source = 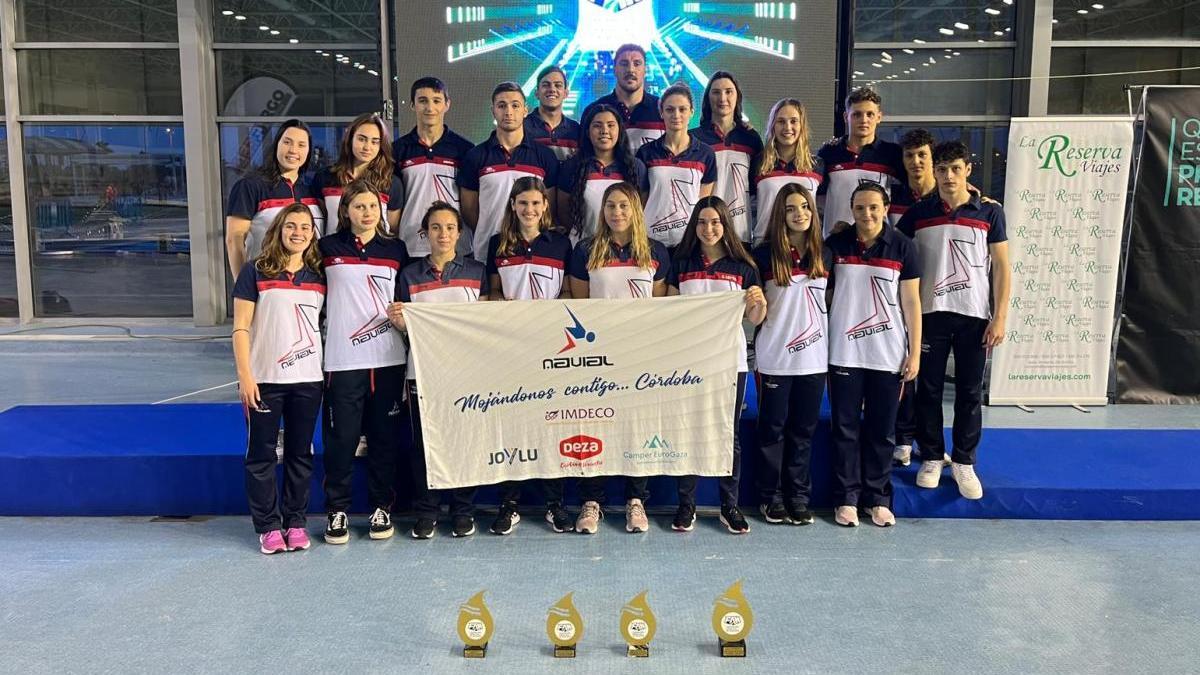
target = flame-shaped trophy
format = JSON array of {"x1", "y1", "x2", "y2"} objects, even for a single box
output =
[
  {"x1": 546, "y1": 592, "x2": 584, "y2": 658},
  {"x1": 619, "y1": 590, "x2": 657, "y2": 657},
  {"x1": 712, "y1": 580, "x2": 754, "y2": 657},
  {"x1": 456, "y1": 590, "x2": 493, "y2": 658}
]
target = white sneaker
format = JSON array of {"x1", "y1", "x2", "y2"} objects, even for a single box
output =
[
  {"x1": 893, "y1": 445, "x2": 912, "y2": 466},
  {"x1": 916, "y1": 460, "x2": 943, "y2": 488},
  {"x1": 834, "y1": 505, "x2": 859, "y2": 527},
  {"x1": 951, "y1": 462, "x2": 984, "y2": 500}
]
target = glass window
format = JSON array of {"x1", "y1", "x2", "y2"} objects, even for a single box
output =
[
  {"x1": 217, "y1": 50, "x2": 383, "y2": 117},
  {"x1": 18, "y1": 50, "x2": 183, "y2": 115},
  {"x1": 23, "y1": 125, "x2": 190, "y2": 317},
  {"x1": 18, "y1": 0, "x2": 178, "y2": 42},
  {"x1": 855, "y1": 0, "x2": 1016, "y2": 43},
  {"x1": 1052, "y1": 0, "x2": 1200, "y2": 40},
  {"x1": 1049, "y1": 48, "x2": 1200, "y2": 115},
  {"x1": 852, "y1": 48, "x2": 1013, "y2": 116},
  {"x1": 213, "y1": 1, "x2": 379, "y2": 44},
  {"x1": 881, "y1": 124, "x2": 1010, "y2": 199},
  {"x1": 0, "y1": 125, "x2": 15, "y2": 317}
]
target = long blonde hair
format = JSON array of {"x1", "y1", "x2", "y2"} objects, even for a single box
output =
[
  {"x1": 256, "y1": 203, "x2": 321, "y2": 277},
  {"x1": 587, "y1": 182, "x2": 653, "y2": 271},
  {"x1": 758, "y1": 98, "x2": 814, "y2": 176},
  {"x1": 765, "y1": 183, "x2": 826, "y2": 285},
  {"x1": 497, "y1": 176, "x2": 553, "y2": 256}
]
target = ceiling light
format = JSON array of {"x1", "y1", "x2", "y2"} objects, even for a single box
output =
[
  {"x1": 871, "y1": 62, "x2": 882, "y2": 67},
  {"x1": 881, "y1": 51, "x2": 891, "y2": 60},
  {"x1": 269, "y1": 30, "x2": 280, "y2": 35},
  {"x1": 289, "y1": 38, "x2": 298, "y2": 44},
  {"x1": 985, "y1": 8, "x2": 1000, "y2": 15},
  {"x1": 221, "y1": 10, "x2": 234, "y2": 16},
  {"x1": 258, "y1": 25, "x2": 269, "y2": 30},
  {"x1": 234, "y1": 14, "x2": 245, "y2": 20},
  {"x1": 938, "y1": 27, "x2": 954, "y2": 35},
  {"x1": 954, "y1": 22, "x2": 969, "y2": 30},
  {"x1": 994, "y1": 30, "x2": 1004, "y2": 35},
  {"x1": 1092, "y1": 3, "x2": 1104, "y2": 8},
  {"x1": 913, "y1": 38, "x2": 926, "y2": 44},
  {"x1": 902, "y1": 48, "x2": 914, "y2": 54}
]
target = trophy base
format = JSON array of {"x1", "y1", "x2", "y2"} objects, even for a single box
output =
[
  {"x1": 553, "y1": 645, "x2": 577, "y2": 658},
  {"x1": 719, "y1": 639, "x2": 747, "y2": 657},
  {"x1": 463, "y1": 642, "x2": 488, "y2": 658},
  {"x1": 627, "y1": 644, "x2": 650, "y2": 658}
]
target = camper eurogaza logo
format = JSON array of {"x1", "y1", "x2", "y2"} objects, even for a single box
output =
[{"x1": 543, "y1": 306, "x2": 615, "y2": 370}]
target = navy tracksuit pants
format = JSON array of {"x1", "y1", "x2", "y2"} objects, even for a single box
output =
[
  {"x1": 755, "y1": 372, "x2": 825, "y2": 508},
  {"x1": 828, "y1": 366, "x2": 902, "y2": 508},
  {"x1": 322, "y1": 365, "x2": 406, "y2": 513},
  {"x1": 244, "y1": 381, "x2": 322, "y2": 533},
  {"x1": 915, "y1": 311, "x2": 989, "y2": 465}
]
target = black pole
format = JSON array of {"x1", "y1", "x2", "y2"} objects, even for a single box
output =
[{"x1": 834, "y1": 0, "x2": 856, "y2": 138}]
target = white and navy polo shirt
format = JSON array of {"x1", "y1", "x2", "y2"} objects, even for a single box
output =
[
  {"x1": 753, "y1": 158, "x2": 824, "y2": 246},
  {"x1": 826, "y1": 225, "x2": 921, "y2": 373},
  {"x1": 691, "y1": 124, "x2": 763, "y2": 244},
  {"x1": 393, "y1": 126, "x2": 476, "y2": 257},
  {"x1": 225, "y1": 174, "x2": 325, "y2": 261},
  {"x1": 582, "y1": 91, "x2": 665, "y2": 149},
  {"x1": 233, "y1": 263, "x2": 326, "y2": 385},
  {"x1": 485, "y1": 229, "x2": 572, "y2": 300},
  {"x1": 556, "y1": 155, "x2": 648, "y2": 240},
  {"x1": 318, "y1": 230, "x2": 409, "y2": 372},
  {"x1": 458, "y1": 133, "x2": 561, "y2": 261},
  {"x1": 751, "y1": 244, "x2": 831, "y2": 376},
  {"x1": 524, "y1": 110, "x2": 582, "y2": 161},
  {"x1": 397, "y1": 254, "x2": 489, "y2": 380},
  {"x1": 896, "y1": 193, "x2": 1006, "y2": 321},
  {"x1": 568, "y1": 237, "x2": 670, "y2": 299},
  {"x1": 669, "y1": 253, "x2": 759, "y2": 372},
  {"x1": 816, "y1": 137, "x2": 904, "y2": 237},
  {"x1": 637, "y1": 136, "x2": 718, "y2": 247},
  {"x1": 311, "y1": 166, "x2": 405, "y2": 236},
  {"x1": 888, "y1": 183, "x2": 935, "y2": 227}
]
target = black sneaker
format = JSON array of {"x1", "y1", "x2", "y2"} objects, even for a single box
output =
[
  {"x1": 759, "y1": 502, "x2": 788, "y2": 524},
  {"x1": 545, "y1": 503, "x2": 574, "y2": 533},
  {"x1": 324, "y1": 511, "x2": 349, "y2": 545},
  {"x1": 452, "y1": 515, "x2": 476, "y2": 538},
  {"x1": 411, "y1": 517, "x2": 437, "y2": 540},
  {"x1": 490, "y1": 502, "x2": 521, "y2": 535},
  {"x1": 368, "y1": 507, "x2": 394, "y2": 540},
  {"x1": 786, "y1": 502, "x2": 815, "y2": 525},
  {"x1": 672, "y1": 503, "x2": 697, "y2": 532},
  {"x1": 719, "y1": 505, "x2": 750, "y2": 534}
]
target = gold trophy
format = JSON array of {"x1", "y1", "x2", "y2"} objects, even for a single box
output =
[
  {"x1": 619, "y1": 590, "x2": 657, "y2": 657},
  {"x1": 712, "y1": 580, "x2": 754, "y2": 657},
  {"x1": 546, "y1": 592, "x2": 584, "y2": 658},
  {"x1": 456, "y1": 591, "x2": 494, "y2": 658}
]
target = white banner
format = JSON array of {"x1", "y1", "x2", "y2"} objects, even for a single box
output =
[
  {"x1": 990, "y1": 117, "x2": 1133, "y2": 405},
  {"x1": 404, "y1": 293, "x2": 744, "y2": 489}
]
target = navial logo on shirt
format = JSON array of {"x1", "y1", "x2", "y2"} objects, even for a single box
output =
[
  {"x1": 350, "y1": 273, "x2": 395, "y2": 346},
  {"x1": 846, "y1": 276, "x2": 896, "y2": 341},
  {"x1": 786, "y1": 287, "x2": 827, "y2": 353},
  {"x1": 279, "y1": 303, "x2": 321, "y2": 369},
  {"x1": 543, "y1": 306, "x2": 614, "y2": 369},
  {"x1": 934, "y1": 232, "x2": 984, "y2": 297}
]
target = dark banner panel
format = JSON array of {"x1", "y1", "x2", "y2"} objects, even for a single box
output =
[{"x1": 1117, "y1": 86, "x2": 1200, "y2": 403}]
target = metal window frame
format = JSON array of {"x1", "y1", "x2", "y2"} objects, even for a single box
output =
[
  {"x1": 1050, "y1": 40, "x2": 1200, "y2": 49},
  {"x1": 0, "y1": 0, "x2": 33, "y2": 322},
  {"x1": 212, "y1": 42, "x2": 377, "y2": 51},
  {"x1": 14, "y1": 41, "x2": 179, "y2": 49},
  {"x1": 856, "y1": 41, "x2": 1017, "y2": 50}
]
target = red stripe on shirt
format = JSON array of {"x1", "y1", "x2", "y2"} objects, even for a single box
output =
[
  {"x1": 256, "y1": 280, "x2": 326, "y2": 294},
  {"x1": 480, "y1": 164, "x2": 547, "y2": 178},
  {"x1": 714, "y1": 143, "x2": 756, "y2": 156},
  {"x1": 402, "y1": 156, "x2": 459, "y2": 169},
  {"x1": 828, "y1": 162, "x2": 897, "y2": 176},
  {"x1": 410, "y1": 278, "x2": 481, "y2": 294},
  {"x1": 537, "y1": 138, "x2": 580, "y2": 148},
  {"x1": 913, "y1": 215, "x2": 990, "y2": 232},
  {"x1": 835, "y1": 255, "x2": 903, "y2": 271},
  {"x1": 586, "y1": 172, "x2": 626, "y2": 181},
  {"x1": 757, "y1": 170, "x2": 822, "y2": 182},
  {"x1": 678, "y1": 270, "x2": 744, "y2": 285},
  {"x1": 494, "y1": 255, "x2": 566, "y2": 270},
  {"x1": 321, "y1": 256, "x2": 401, "y2": 270},
  {"x1": 646, "y1": 159, "x2": 708, "y2": 173},
  {"x1": 257, "y1": 198, "x2": 297, "y2": 210}
]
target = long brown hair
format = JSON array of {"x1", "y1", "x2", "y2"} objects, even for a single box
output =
[
  {"x1": 255, "y1": 203, "x2": 321, "y2": 277},
  {"x1": 674, "y1": 196, "x2": 755, "y2": 268},
  {"x1": 497, "y1": 176, "x2": 554, "y2": 256},
  {"x1": 587, "y1": 182, "x2": 653, "y2": 271},
  {"x1": 758, "y1": 98, "x2": 814, "y2": 176},
  {"x1": 765, "y1": 183, "x2": 825, "y2": 285},
  {"x1": 331, "y1": 113, "x2": 394, "y2": 192},
  {"x1": 336, "y1": 179, "x2": 390, "y2": 238}
]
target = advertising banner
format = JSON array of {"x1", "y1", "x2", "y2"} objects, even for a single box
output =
[
  {"x1": 990, "y1": 117, "x2": 1133, "y2": 405},
  {"x1": 404, "y1": 293, "x2": 744, "y2": 489},
  {"x1": 1117, "y1": 86, "x2": 1200, "y2": 403}
]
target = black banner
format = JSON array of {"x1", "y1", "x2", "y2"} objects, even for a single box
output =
[{"x1": 1117, "y1": 86, "x2": 1200, "y2": 403}]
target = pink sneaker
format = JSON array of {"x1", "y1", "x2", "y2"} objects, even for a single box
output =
[
  {"x1": 259, "y1": 530, "x2": 287, "y2": 555},
  {"x1": 284, "y1": 527, "x2": 310, "y2": 551}
]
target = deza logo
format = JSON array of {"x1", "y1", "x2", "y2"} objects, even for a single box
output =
[
  {"x1": 543, "y1": 306, "x2": 614, "y2": 370},
  {"x1": 559, "y1": 435, "x2": 603, "y2": 460}
]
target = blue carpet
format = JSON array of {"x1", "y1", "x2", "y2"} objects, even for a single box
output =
[{"x1": 1, "y1": 402, "x2": 1197, "y2": 519}]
